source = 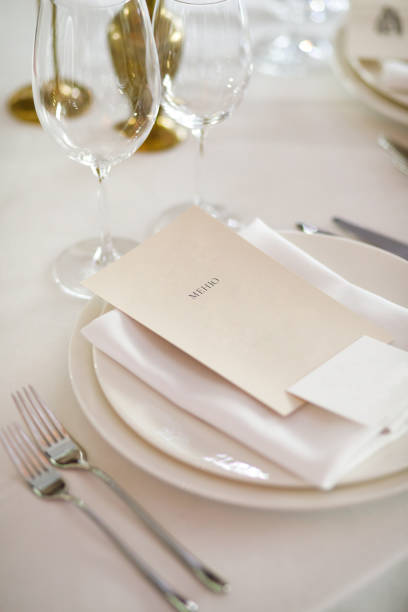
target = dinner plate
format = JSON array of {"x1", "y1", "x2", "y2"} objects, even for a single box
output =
[
  {"x1": 69, "y1": 232, "x2": 408, "y2": 509},
  {"x1": 351, "y1": 58, "x2": 408, "y2": 108},
  {"x1": 94, "y1": 345, "x2": 301, "y2": 487},
  {"x1": 92, "y1": 230, "x2": 408, "y2": 488},
  {"x1": 331, "y1": 27, "x2": 408, "y2": 126}
]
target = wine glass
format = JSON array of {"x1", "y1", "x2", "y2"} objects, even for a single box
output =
[
  {"x1": 33, "y1": 0, "x2": 161, "y2": 299},
  {"x1": 152, "y1": 0, "x2": 252, "y2": 231},
  {"x1": 253, "y1": 0, "x2": 347, "y2": 76}
]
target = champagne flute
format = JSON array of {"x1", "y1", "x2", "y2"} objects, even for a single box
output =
[
  {"x1": 33, "y1": 0, "x2": 160, "y2": 299},
  {"x1": 152, "y1": 0, "x2": 252, "y2": 231}
]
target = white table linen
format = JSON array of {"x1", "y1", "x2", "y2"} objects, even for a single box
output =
[{"x1": 1, "y1": 1, "x2": 408, "y2": 611}]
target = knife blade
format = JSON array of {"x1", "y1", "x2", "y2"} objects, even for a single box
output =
[{"x1": 332, "y1": 217, "x2": 408, "y2": 261}]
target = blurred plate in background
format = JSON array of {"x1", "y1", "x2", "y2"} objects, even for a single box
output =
[{"x1": 332, "y1": 27, "x2": 408, "y2": 126}]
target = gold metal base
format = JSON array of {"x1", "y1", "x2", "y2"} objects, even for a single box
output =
[
  {"x1": 140, "y1": 112, "x2": 187, "y2": 152},
  {"x1": 7, "y1": 80, "x2": 92, "y2": 123},
  {"x1": 7, "y1": 84, "x2": 39, "y2": 123}
]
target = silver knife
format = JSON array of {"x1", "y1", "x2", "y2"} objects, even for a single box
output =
[{"x1": 332, "y1": 217, "x2": 408, "y2": 261}]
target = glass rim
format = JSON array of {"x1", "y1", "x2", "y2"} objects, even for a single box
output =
[
  {"x1": 170, "y1": 0, "x2": 229, "y2": 5},
  {"x1": 49, "y1": 0, "x2": 138, "y2": 10}
]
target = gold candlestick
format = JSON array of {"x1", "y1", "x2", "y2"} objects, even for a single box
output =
[
  {"x1": 108, "y1": 0, "x2": 187, "y2": 152},
  {"x1": 7, "y1": 1, "x2": 91, "y2": 123},
  {"x1": 9, "y1": 0, "x2": 186, "y2": 152}
]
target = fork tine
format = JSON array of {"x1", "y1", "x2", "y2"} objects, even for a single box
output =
[
  {"x1": 11, "y1": 424, "x2": 44, "y2": 476},
  {"x1": 14, "y1": 423, "x2": 51, "y2": 474},
  {"x1": 13, "y1": 391, "x2": 52, "y2": 447},
  {"x1": 23, "y1": 386, "x2": 63, "y2": 442},
  {"x1": 28, "y1": 385, "x2": 68, "y2": 438},
  {"x1": 0, "y1": 424, "x2": 37, "y2": 480},
  {"x1": 13, "y1": 389, "x2": 57, "y2": 447}
]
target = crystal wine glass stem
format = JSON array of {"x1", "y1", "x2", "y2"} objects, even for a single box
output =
[
  {"x1": 92, "y1": 166, "x2": 117, "y2": 267},
  {"x1": 192, "y1": 127, "x2": 206, "y2": 208}
]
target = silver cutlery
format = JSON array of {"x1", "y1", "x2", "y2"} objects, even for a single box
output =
[
  {"x1": 13, "y1": 385, "x2": 228, "y2": 594},
  {"x1": 0, "y1": 422, "x2": 198, "y2": 612},
  {"x1": 332, "y1": 217, "x2": 408, "y2": 261},
  {"x1": 378, "y1": 135, "x2": 408, "y2": 176},
  {"x1": 295, "y1": 222, "x2": 335, "y2": 236},
  {"x1": 296, "y1": 219, "x2": 408, "y2": 261}
]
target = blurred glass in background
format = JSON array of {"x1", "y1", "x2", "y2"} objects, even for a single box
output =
[{"x1": 246, "y1": 0, "x2": 349, "y2": 75}]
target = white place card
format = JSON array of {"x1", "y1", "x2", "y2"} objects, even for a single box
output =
[
  {"x1": 346, "y1": 0, "x2": 408, "y2": 60},
  {"x1": 288, "y1": 336, "x2": 408, "y2": 429}
]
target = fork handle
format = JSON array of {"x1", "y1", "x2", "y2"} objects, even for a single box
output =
[
  {"x1": 88, "y1": 465, "x2": 228, "y2": 594},
  {"x1": 63, "y1": 493, "x2": 198, "y2": 612}
]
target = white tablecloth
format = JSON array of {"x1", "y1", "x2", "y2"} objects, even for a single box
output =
[{"x1": 1, "y1": 2, "x2": 408, "y2": 611}]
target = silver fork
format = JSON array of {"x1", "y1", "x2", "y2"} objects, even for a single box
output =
[
  {"x1": 378, "y1": 135, "x2": 408, "y2": 176},
  {"x1": 0, "y1": 422, "x2": 197, "y2": 612},
  {"x1": 13, "y1": 385, "x2": 228, "y2": 594}
]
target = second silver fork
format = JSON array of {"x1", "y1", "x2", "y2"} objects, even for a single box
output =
[
  {"x1": 13, "y1": 385, "x2": 228, "y2": 594},
  {"x1": 1, "y1": 423, "x2": 197, "y2": 612}
]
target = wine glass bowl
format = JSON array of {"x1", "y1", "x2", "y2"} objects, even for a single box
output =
[
  {"x1": 157, "y1": 4, "x2": 250, "y2": 128},
  {"x1": 34, "y1": 0, "x2": 159, "y2": 171},
  {"x1": 33, "y1": 0, "x2": 160, "y2": 298},
  {"x1": 40, "y1": 79, "x2": 92, "y2": 118}
]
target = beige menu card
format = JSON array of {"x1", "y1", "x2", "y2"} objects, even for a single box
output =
[{"x1": 83, "y1": 207, "x2": 391, "y2": 416}]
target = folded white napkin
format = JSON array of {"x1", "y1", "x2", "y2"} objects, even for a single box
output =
[
  {"x1": 241, "y1": 220, "x2": 408, "y2": 349},
  {"x1": 82, "y1": 221, "x2": 408, "y2": 489}
]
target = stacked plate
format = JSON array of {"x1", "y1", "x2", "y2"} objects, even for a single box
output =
[
  {"x1": 332, "y1": 27, "x2": 408, "y2": 125},
  {"x1": 69, "y1": 232, "x2": 408, "y2": 511}
]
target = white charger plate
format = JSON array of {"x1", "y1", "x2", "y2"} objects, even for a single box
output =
[
  {"x1": 69, "y1": 232, "x2": 408, "y2": 509},
  {"x1": 332, "y1": 27, "x2": 408, "y2": 126}
]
